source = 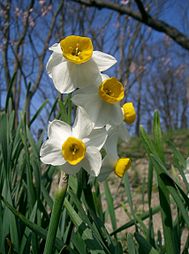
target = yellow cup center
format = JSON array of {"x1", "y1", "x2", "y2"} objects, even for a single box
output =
[
  {"x1": 122, "y1": 102, "x2": 136, "y2": 124},
  {"x1": 114, "y1": 158, "x2": 131, "y2": 178},
  {"x1": 60, "y1": 35, "x2": 93, "y2": 64},
  {"x1": 62, "y1": 137, "x2": 86, "y2": 165},
  {"x1": 98, "y1": 77, "x2": 124, "y2": 104}
]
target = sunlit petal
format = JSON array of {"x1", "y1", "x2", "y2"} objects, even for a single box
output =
[
  {"x1": 40, "y1": 139, "x2": 66, "y2": 166},
  {"x1": 82, "y1": 146, "x2": 102, "y2": 176},
  {"x1": 84, "y1": 128, "x2": 107, "y2": 150},
  {"x1": 49, "y1": 43, "x2": 62, "y2": 54},
  {"x1": 72, "y1": 107, "x2": 94, "y2": 139},
  {"x1": 48, "y1": 120, "x2": 72, "y2": 145},
  {"x1": 93, "y1": 51, "x2": 117, "y2": 71},
  {"x1": 51, "y1": 61, "x2": 75, "y2": 93}
]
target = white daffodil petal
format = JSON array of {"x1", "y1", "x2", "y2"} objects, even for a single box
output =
[
  {"x1": 46, "y1": 52, "x2": 65, "y2": 78},
  {"x1": 93, "y1": 51, "x2": 117, "y2": 71},
  {"x1": 83, "y1": 146, "x2": 102, "y2": 177},
  {"x1": 49, "y1": 43, "x2": 62, "y2": 54},
  {"x1": 118, "y1": 123, "x2": 130, "y2": 142},
  {"x1": 101, "y1": 73, "x2": 110, "y2": 81},
  {"x1": 107, "y1": 104, "x2": 123, "y2": 126},
  {"x1": 48, "y1": 120, "x2": 72, "y2": 145},
  {"x1": 72, "y1": 107, "x2": 94, "y2": 139},
  {"x1": 40, "y1": 139, "x2": 65, "y2": 166},
  {"x1": 97, "y1": 154, "x2": 118, "y2": 182},
  {"x1": 94, "y1": 103, "x2": 123, "y2": 127},
  {"x1": 72, "y1": 92, "x2": 101, "y2": 123},
  {"x1": 84, "y1": 128, "x2": 107, "y2": 150},
  {"x1": 67, "y1": 60, "x2": 101, "y2": 89},
  {"x1": 51, "y1": 61, "x2": 75, "y2": 94},
  {"x1": 61, "y1": 162, "x2": 82, "y2": 175},
  {"x1": 104, "y1": 130, "x2": 119, "y2": 155},
  {"x1": 105, "y1": 124, "x2": 112, "y2": 132}
]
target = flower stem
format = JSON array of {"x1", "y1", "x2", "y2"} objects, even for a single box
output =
[{"x1": 44, "y1": 172, "x2": 68, "y2": 254}]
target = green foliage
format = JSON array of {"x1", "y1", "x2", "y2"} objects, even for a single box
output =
[{"x1": 0, "y1": 93, "x2": 189, "y2": 254}]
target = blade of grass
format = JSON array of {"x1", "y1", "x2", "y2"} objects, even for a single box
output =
[
  {"x1": 147, "y1": 160, "x2": 155, "y2": 246},
  {"x1": 19, "y1": 202, "x2": 38, "y2": 254},
  {"x1": 29, "y1": 99, "x2": 48, "y2": 127},
  {"x1": 127, "y1": 233, "x2": 137, "y2": 254},
  {"x1": 0, "y1": 195, "x2": 63, "y2": 250},
  {"x1": 134, "y1": 232, "x2": 159, "y2": 254},
  {"x1": 140, "y1": 124, "x2": 177, "y2": 254},
  {"x1": 68, "y1": 189, "x2": 112, "y2": 252},
  {"x1": 64, "y1": 198, "x2": 107, "y2": 253},
  {"x1": 110, "y1": 205, "x2": 160, "y2": 235},
  {"x1": 103, "y1": 180, "x2": 117, "y2": 232}
]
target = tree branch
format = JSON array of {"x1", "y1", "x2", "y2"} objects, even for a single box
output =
[
  {"x1": 72, "y1": 0, "x2": 189, "y2": 51},
  {"x1": 134, "y1": 0, "x2": 148, "y2": 20}
]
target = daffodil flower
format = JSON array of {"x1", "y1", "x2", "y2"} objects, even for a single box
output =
[
  {"x1": 122, "y1": 102, "x2": 136, "y2": 124},
  {"x1": 46, "y1": 35, "x2": 117, "y2": 93},
  {"x1": 97, "y1": 112, "x2": 131, "y2": 181},
  {"x1": 72, "y1": 75, "x2": 124, "y2": 127},
  {"x1": 40, "y1": 107, "x2": 107, "y2": 176},
  {"x1": 97, "y1": 153, "x2": 131, "y2": 182}
]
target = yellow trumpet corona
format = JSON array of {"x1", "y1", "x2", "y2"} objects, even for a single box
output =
[
  {"x1": 62, "y1": 136, "x2": 86, "y2": 165},
  {"x1": 122, "y1": 102, "x2": 136, "y2": 124},
  {"x1": 114, "y1": 158, "x2": 131, "y2": 177},
  {"x1": 60, "y1": 35, "x2": 93, "y2": 64},
  {"x1": 99, "y1": 77, "x2": 124, "y2": 104}
]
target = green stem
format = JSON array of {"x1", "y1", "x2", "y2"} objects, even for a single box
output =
[{"x1": 44, "y1": 172, "x2": 68, "y2": 254}]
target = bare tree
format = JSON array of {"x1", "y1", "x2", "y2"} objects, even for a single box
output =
[
  {"x1": 1, "y1": 0, "x2": 188, "y2": 134},
  {"x1": 72, "y1": 0, "x2": 189, "y2": 50}
]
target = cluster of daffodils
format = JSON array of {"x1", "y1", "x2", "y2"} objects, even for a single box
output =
[{"x1": 40, "y1": 35, "x2": 136, "y2": 180}]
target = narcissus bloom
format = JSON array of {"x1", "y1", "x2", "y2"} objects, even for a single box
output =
[
  {"x1": 46, "y1": 35, "x2": 117, "y2": 94},
  {"x1": 104, "y1": 123, "x2": 130, "y2": 155},
  {"x1": 72, "y1": 75, "x2": 124, "y2": 127},
  {"x1": 97, "y1": 153, "x2": 131, "y2": 182},
  {"x1": 122, "y1": 102, "x2": 136, "y2": 124},
  {"x1": 40, "y1": 107, "x2": 107, "y2": 176}
]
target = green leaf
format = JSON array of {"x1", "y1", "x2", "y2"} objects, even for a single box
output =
[
  {"x1": 134, "y1": 232, "x2": 159, "y2": 254},
  {"x1": 123, "y1": 173, "x2": 136, "y2": 221},
  {"x1": 19, "y1": 202, "x2": 38, "y2": 254},
  {"x1": 1, "y1": 181, "x2": 19, "y2": 252},
  {"x1": 64, "y1": 198, "x2": 107, "y2": 253},
  {"x1": 0, "y1": 195, "x2": 63, "y2": 250},
  {"x1": 149, "y1": 155, "x2": 179, "y2": 254},
  {"x1": 103, "y1": 180, "x2": 117, "y2": 232},
  {"x1": 5, "y1": 72, "x2": 17, "y2": 112},
  {"x1": 147, "y1": 161, "x2": 155, "y2": 246},
  {"x1": 139, "y1": 125, "x2": 156, "y2": 156},
  {"x1": 20, "y1": 133, "x2": 36, "y2": 210},
  {"x1": 71, "y1": 232, "x2": 87, "y2": 254},
  {"x1": 127, "y1": 233, "x2": 136, "y2": 254},
  {"x1": 68, "y1": 189, "x2": 112, "y2": 252},
  {"x1": 152, "y1": 111, "x2": 164, "y2": 161},
  {"x1": 29, "y1": 99, "x2": 48, "y2": 127},
  {"x1": 110, "y1": 206, "x2": 160, "y2": 236}
]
